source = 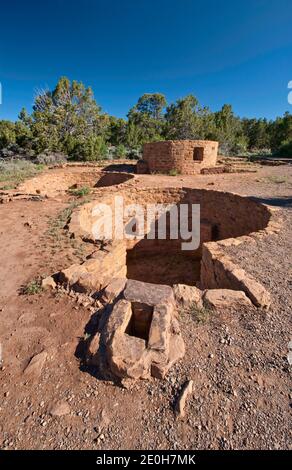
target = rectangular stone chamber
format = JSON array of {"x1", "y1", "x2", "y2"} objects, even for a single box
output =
[{"x1": 125, "y1": 205, "x2": 217, "y2": 286}]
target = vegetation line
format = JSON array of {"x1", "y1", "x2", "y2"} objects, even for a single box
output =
[{"x1": 0, "y1": 77, "x2": 291, "y2": 164}]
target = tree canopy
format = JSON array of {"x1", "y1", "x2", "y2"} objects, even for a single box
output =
[{"x1": 0, "y1": 77, "x2": 291, "y2": 160}]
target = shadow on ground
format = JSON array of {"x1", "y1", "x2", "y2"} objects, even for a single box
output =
[
  {"x1": 249, "y1": 196, "x2": 292, "y2": 208},
  {"x1": 74, "y1": 301, "x2": 121, "y2": 384},
  {"x1": 102, "y1": 163, "x2": 136, "y2": 173}
]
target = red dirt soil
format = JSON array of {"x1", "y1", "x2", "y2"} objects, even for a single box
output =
[{"x1": 0, "y1": 165, "x2": 291, "y2": 450}]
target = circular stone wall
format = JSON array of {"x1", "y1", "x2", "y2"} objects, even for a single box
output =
[
  {"x1": 18, "y1": 167, "x2": 134, "y2": 197},
  {"x1": 140, "y1": 140, "x2": 218, "y2": 175},
  {"x1": 70, "y1": 187, "x2": 271, "y2": 242},
  {"x1": 69, "y1": 187, "x2": 273, "y2": 288}
]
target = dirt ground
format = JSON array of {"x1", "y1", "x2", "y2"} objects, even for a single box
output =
[{"x1": 0, "y1": 164, "x2": 291, "y2": 450}]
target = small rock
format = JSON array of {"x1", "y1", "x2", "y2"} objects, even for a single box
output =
[
  {"x1": 41, "y1": 276, "x2": 57, "y2": 291},
  {"x1": 97, "y1": 409, "x2": 110, "y2": 430},
  {"x1": 175, "y1": 380, "x2": 193, "y2": 419},
  {"x1": 49, "y1": 401, "x2": 71, "y2": 417},
  {"x1": 86, "y1": 333, "x2": 101, "y2": 366},
  {"x1": 24, "y1": 221, "x2": 33, "y2": 228},
  {"x1": 24, "y1": 351, "x2": 47, "y2": 378}
]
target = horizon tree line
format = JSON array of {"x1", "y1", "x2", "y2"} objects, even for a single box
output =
[{"x1": 0, "y1": 76, "x2": 291, "y2": 161}]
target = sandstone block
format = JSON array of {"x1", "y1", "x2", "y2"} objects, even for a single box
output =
[
  {"x1": 99, "y1": 282, "x2": 185, "y2": 382},
  {"x1": 203, "y1": 289, "x2": 252, "y2": 310},
  {"x1": 124, "y1": 279, "x2": 175, "y2": 306},
  {"x1": 41, "y1": 276, "x2": 56, "y2": 290},
  {"x1": 148, "y1": 304, "x2": 171, "y2": 352},
  {"x1": 74, "y1": 272, "x2": 103, "y2": 293},
  {"x1": 173, "y1": 284, "x2": 203, "y2": 309},
  {"x1": 102, "y1": 277, "x2": 127, "y2": 303},
  {"x1": 59, "y1": 264, "x2": 88, "y2": 286}
]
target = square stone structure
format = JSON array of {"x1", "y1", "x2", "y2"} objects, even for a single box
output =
[{"x1": 137, "y1": 140, "x2": 219, "y2": 175}]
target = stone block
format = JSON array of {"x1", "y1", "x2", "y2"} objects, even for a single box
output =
[
  {"x1": 173, "y1": 284, "x2": 203, "y2": 309},
  {"x1": 203, "y1": 289, "x2": 252, "y2": 310}
]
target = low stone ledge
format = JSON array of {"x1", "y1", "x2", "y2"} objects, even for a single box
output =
[
  {"x1": 58, "y1": 241, "x2": 127, "y2": 294},
  {"x1": 201, "y1": 243, "x2": 271, "y2": 309},
  {"x1": 124, "y1": 279, "x2": 175, "y2": 307}
]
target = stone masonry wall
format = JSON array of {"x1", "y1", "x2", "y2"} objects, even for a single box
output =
[
  {"x1": 69, "y1": 187, "x2": 271, "y2": 246},
  {"x1": 139, "y1": 140, "x2": 218, "y2": 175}
]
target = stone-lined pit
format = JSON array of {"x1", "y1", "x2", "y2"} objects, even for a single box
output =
[
  {"x1": 66, "y1": 186, "x2": 275, "y2": 307},
  {"x1": 125, "y1": 302, "x2": 154, "y2": 343},
  {"x1": 126, "y1": 245, "x2": 201, "y2": 286},
  {"x1": 47, "y1": 185, "x2": 279, "y2": 382},
  {"x1": 18, "y1": 166, "x2": 135, "y2": 197},
  {"x1": 125, "y1": 187, "x2": 271, "y2": 286}
]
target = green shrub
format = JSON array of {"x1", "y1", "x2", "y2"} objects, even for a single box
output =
[
  {"x1": 274, "y1": 140, "x2": 292, "y2": 157},
  {"x1": 68, "y1": 185, "x2": 91, "y2": 197},
  {"x1": 0, "y1": 121, "x2": 16, "y2": 149},
  {"x1": 113, "y1": 144, "x2": 127, "y2": 158},
  {"x1": 126, "y1": 147, "x2": 142, "y2": 160},
  {"x1": 169, "y1": 168, "x2": 179, "y2": 176},
  {"x1": 0, "y1": 160, "x2": 45, "y2": 185},
  {"x1": 188, "y1": 304, "x2": 213, "y2": 324},
  {"x1": 71, "y1": 135, "x2": 108, "y2": 161},
  {"x1": 34, "y1": 151, "x2": 67, "y2": 165},
  {"x1": 22, "y1": 279, "x2": 42, "y2": 295}
]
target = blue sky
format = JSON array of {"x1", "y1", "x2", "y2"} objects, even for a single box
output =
[{"x1": 0, "y1": 0, "x2": 291, "y2": 121}]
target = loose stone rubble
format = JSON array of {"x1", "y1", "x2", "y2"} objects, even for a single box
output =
[{"x1": 58, "y1": 241, "x2": 126, "y2": 293}]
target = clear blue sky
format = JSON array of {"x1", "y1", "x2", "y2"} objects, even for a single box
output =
[{"x1": 0, "y1": 0, "x2": 291, "y2": 121}]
